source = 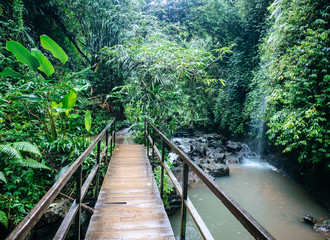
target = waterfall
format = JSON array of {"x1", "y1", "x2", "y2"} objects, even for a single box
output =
[{"x1": 256, "y1": 95, "x2": 268, "y2": 157}]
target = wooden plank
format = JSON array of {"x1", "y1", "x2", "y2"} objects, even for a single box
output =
[{"x1": 85, "y1": 144, "x2": 174, "y2": 240}]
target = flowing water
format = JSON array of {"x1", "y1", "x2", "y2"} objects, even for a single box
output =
[{"x1": 169, "y1": 157, "x2": 328, "y2": 240}]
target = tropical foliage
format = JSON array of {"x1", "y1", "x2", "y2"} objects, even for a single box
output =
[
  {"x1": 247, "y1": 0, "x2": 330, "y2": 167},
  {"x1": 0, "y1": 0, "x2": 329, "y2": 233}
]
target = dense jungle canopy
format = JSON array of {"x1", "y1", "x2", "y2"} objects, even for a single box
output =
[{"x1": 0, "y1": 0, "x2": 329, "y2": 234}]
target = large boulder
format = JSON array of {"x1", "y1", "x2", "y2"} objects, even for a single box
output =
[
  {"x1": 214, "y1": 153, "x2": 226, "y2": 164},
  {"x1": 206, "y1": 133, "x2": 227, "y2": 142},
  {"x1": 226, "y1": 141, "x2": 243, "y2": 153},
  {"x1": 174, "y1": 127, "x2": 194, "y2": 137},
  {"x1": 42, "y1": 199, "x2": 71, "y2": 223},
  {"x1": 208, "y1": 141, "x2": 226, "y2": 150},
  {"x1": 190, "y1": 145, "x2": 207, "y2": 158},
  {"x1": 201, "y1": 163, "x2": 229, "y2": 177},
  {"x1": 32, "y1": 199, "x2": 71, "y2": 239}
]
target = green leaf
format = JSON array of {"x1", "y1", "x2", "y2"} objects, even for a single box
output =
[
  {"x1": 6, "y1": 41, "x2": 40, "y2": 70},
  {"x1": 64, "y1": 67, "x2": 91, "y2": 80},
  {"x1": 0, "y1": 211, "x2": 8, "y2": 228},
  {"x1": 15, "y1": 94, "x2": 43, "y2": 102},
  {"x1": 54, "y1": 107, "x2": 74, "y2": 113},
  {"x1": 62, "y1": 89, "x2": 77, "y2": 109},
  {"x1": 85, "y1": 110, "x2": 92, "y2": 132},
  {"x1": 0, "y1": 67, "x2": 27, "y2": 78},
  {"x1": 0, "y1": 171, "x2": 7, "y2": 183},
  {"x1": 54, "y1": 164, "x2": 70, "y2": 182},
  {"x1": 40, "y1": 35, "x2": 68, "y2": 65},
  {"x1": 219, "y1": 79, "x2": 226, "y2": 86},
  {"x1": 31, "y1": 48, "x2": 54, "y2": 77},
  {"x1": 68, "y1": 114, "x2": 80, "y2": 119},
  {"x1": 0, "y1": 145, "x2": 23, "y2": 161},
  {"x1": 73, "y1": 83, "x2": 91, "y2": 92},
  {"x1": 20, "y1": 158, "x2": 51, "y2": 170},
  {"x1": 12, "y1": 142, "x2": 42, "y2": 157}
]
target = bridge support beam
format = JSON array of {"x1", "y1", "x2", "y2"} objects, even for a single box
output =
[
  {"x1": 74, "y1": 165, "x2": 82, "y2": 240},
  {"x1": 180, "y1": 163, "x2": 189, "y2": 240},
  {"x1": 160, "y1": 139, "x2": 165, "y2": 200},
  {"x1": 95, "y1": 141, "x2": 101, "y2": 201}
]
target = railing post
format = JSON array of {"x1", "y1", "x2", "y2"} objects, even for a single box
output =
[
  {"x1": 144, "y1": 118, "x2": 146, "y2": 146},
  {"x1": 152, "y1": 127, "x2": 155, "y2": 171},
  {"x1": 105, "y1": 128, "x2": 109, "y2": 164},
  {"x1": 180, "y1": 163, "x2": 189, "y2": 240},
  {"x1": 160, "y1": 138, "x2": 165, "y2": 200},
  {"x1": 74, "y1": 165, "x2": 82, "y2": 240},
  {"x1": 113, "y1": 120, "x2": 116, "y2": 147},
  {"x1": 95, "y1": 140, "x2": 101, "y2": 200},
  {"x1": 147, "y1": 121, "x2": 150, "y2": 157},
  {"x1": 110, "y1": 124, "x2": 113, "y2": 158}
]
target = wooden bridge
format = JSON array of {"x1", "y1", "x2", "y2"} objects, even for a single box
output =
[
  {"x1": 5, "y1": 118, "x2": 276, "y2": 240},
  {"x1": 85, "y1": 144, "x2": 174, "y2": 239}
]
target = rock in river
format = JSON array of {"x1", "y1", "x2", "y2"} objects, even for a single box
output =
[
  {"x1": 201, "y1": 163, "x2": 229, "y2": 177},
  {"x1": 226, "y1": 141, "x2": 243, "y2": 153}
]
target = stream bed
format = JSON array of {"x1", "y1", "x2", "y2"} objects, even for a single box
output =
[{"x1": 168, "y1": 136, "x2": 328, "y2": 240}]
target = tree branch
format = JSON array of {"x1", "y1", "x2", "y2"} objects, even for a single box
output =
[{"x1": 42, "y1": 6, "x2": 92, "y2": 65}]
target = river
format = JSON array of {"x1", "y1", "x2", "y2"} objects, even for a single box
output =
[{"x1": 169, "y1": 157, "x2": 328, "y2": 240}]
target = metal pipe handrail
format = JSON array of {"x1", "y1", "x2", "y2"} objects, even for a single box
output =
[
  {"x1": 145, "y1": 119, "x2": 276, "y2": 240},
  {"x1": 6, "y1": 118, "x2": 116, "y2": 240}
]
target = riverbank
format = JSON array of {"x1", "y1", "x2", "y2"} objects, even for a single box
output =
[
  {"x1": 172, "y1": 126, "x2": 329, "y2": 209},
  {"x1": 167, "y1": 128, "x2": 329, "y2": 239}
]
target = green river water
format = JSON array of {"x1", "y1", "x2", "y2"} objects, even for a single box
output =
[{"x1": 169, "y1": 159, "x2": 328, "y2": 240}]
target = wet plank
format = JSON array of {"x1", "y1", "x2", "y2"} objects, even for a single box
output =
[{"x1": 85, "y1": 144, "x2": 174, "y2": 240}]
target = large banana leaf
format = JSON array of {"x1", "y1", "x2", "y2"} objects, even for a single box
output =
[
  {"x1": 6, "y1": 41, "x2": 40, "y2": 70},
  {"x1": 31, "y1": 48, "x2": 55, "y2": 77},
  {"x1": 40, "y1": 35, "x2": 68, "y2": 65},
  {"x1": 0, "y1": 67, "x2": 27, "y2": 78}
]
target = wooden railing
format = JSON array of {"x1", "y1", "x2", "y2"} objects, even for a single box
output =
[
  {"x1": 6, "y1": 118, "x2": 116, "y2": 240},
  {"x1": 145, "y1": 119, "x2": 276, "y2": 240}
]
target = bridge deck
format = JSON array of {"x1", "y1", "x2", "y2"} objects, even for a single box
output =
[{"x1": 85, "y1": 144, "x2": 175, "y2": 240}]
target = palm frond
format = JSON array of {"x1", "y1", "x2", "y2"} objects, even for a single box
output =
[
  {"x1": 20, "y1": 158, "x2": 51, "y2": 170},
  {"x1": 11, "y1": 142, "x2": 42, "y2": 157},
  {"x1": 0, "y1": 211, "x2": 8, "y2": 228},
  {"x1": 0, "y1": 171, "x2": 6, "y2": 183},
  {"x1": 0, "y1": 145, "x2": 23, "y2": 161}
]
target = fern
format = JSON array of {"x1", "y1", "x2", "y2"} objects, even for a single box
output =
[
  {"x1": 20, "y1": 158, "x2": 50, "y2": 170},
  {"x1": 0, "y1": 211, "x2": 8, "y2": 228},
  {"x1": 0, "y1": 145, "x2": 23, "y2": 161},
  {"x1": 0, "y1": 142, "x2": 50, "y2": 171},
  {"x1": 12, "y1": 142, "x2": 42, "y2": 157},
  {"x1": 0, "y1": 171, "x2": 6, "y2": 183}
]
